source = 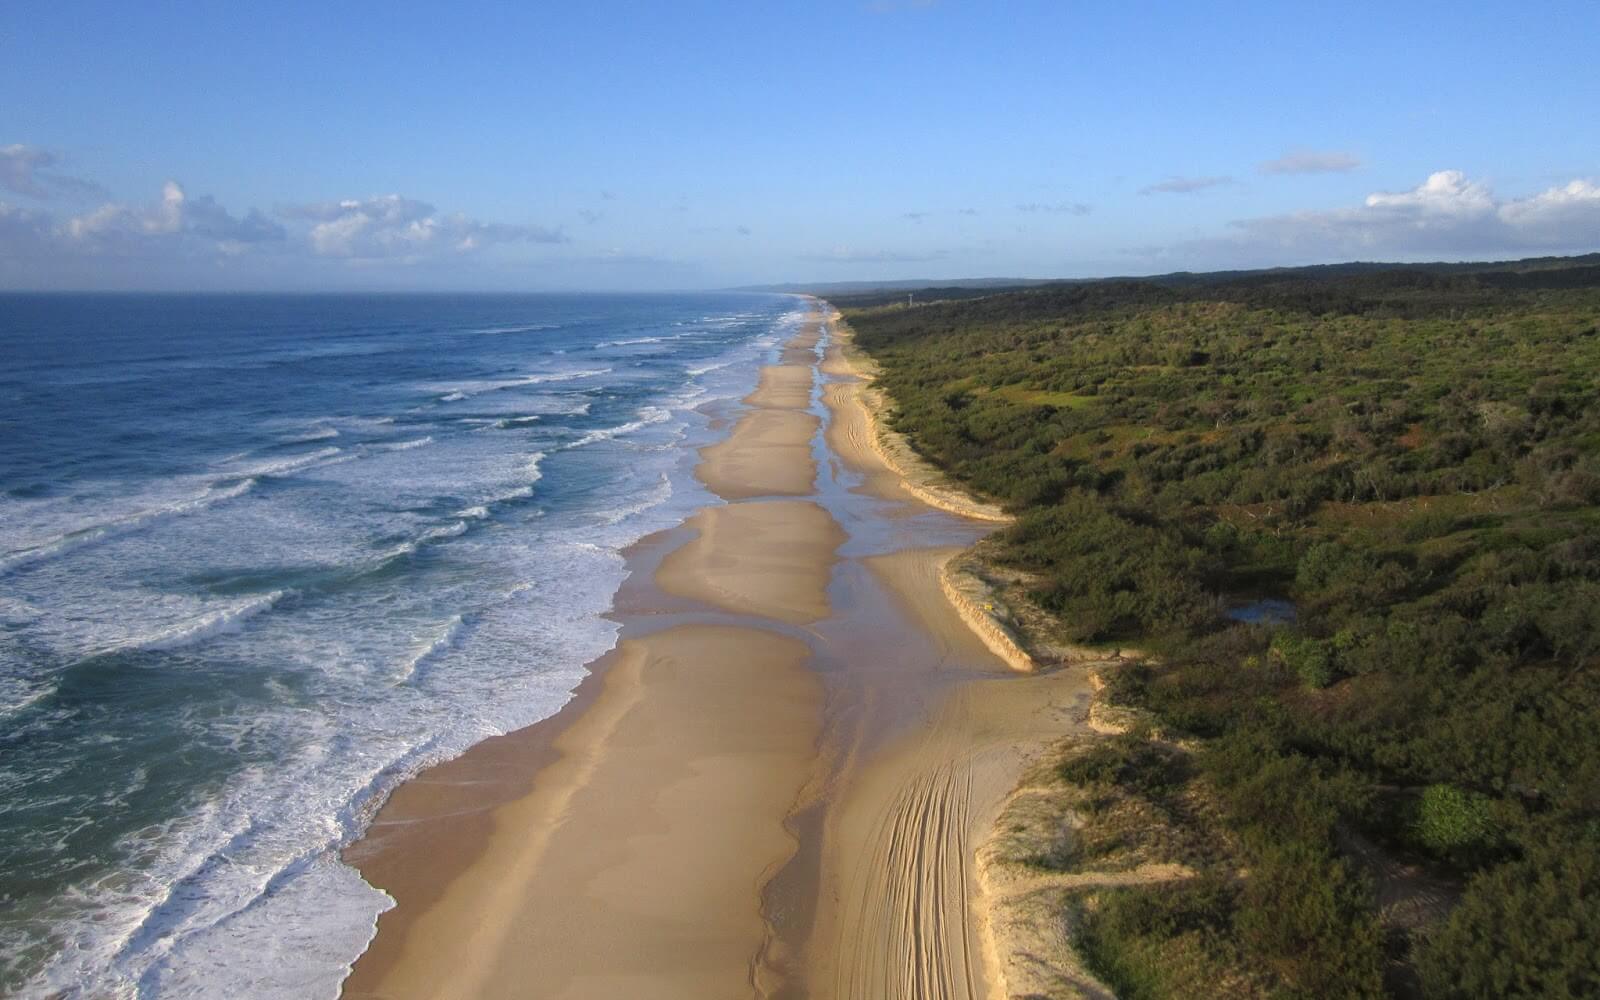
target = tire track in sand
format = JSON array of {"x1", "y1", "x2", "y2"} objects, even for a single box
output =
[{"x1": 840, "y1": 758, "x2": 981, "y2": 1000}]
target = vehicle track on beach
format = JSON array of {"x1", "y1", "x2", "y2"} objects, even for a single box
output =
[
  {"x1": 787, "y1": 312, "x2": 1097, "y2": 1000},
  {"x1": 832, "y1": 756, "x2": 981, "y2": 1000}
]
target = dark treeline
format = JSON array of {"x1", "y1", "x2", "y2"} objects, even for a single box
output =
[
  {"x1": 844, "y1": 256, "x2": 1600, "y2": 998},
  {"x1": 823, "y1": 252, "x2": 1600, "y2": 309}
]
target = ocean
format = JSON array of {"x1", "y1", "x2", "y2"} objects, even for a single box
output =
[{"x1": 0, "y1": 292, "x2": 803, "y2": 997}]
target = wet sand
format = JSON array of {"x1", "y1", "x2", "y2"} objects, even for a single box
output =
[
  {"x1": 342, "y1": 301, "x2": 1091, "y2": 1000},
  {"x1": 697, "y1": 408, "x2": 821, "y2": 499},
  {"x1": 656, "y1": 500, "x2": 842, "y2": 624},
  {"x1": 745, "y1": 364, "x2": 816, "y2": 410}
]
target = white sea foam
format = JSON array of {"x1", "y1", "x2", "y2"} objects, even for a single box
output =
[
  {"x1": 102, "y1": 590, "x2": 290, "y2": 656},
  {"x1": 597, "y1": 333, "x2": 689, "y2": 348},
  {"x1": 229, "y1": 447, "x2": 342, "y2": 479},
  {"x1": 598, "y1": 335, "x2": 664, "y2": 347},
  {"x1": 379, "y1": 436, "x2": 433, "y2": 452},
  {"x1": 285, "y1": 426, "x2": 339, "y2": 443},
  {"x1": 374, "y1": 521, "x2": 472, "y2": 566},
  {"x1": 27, "y1": 527, "x2": 648, "y2": 995},
  {"x1": 493, "y1": 414, "x2": 540, "y2": 429},
  {"x1": 0, "y1": 594, "x2": 42, "y2": 627},
  {"x1": 485, "y1": 485, "x2": 535, "y2": 506},
  {"x1": 593, "y1": 472, "x2": 673, "y2": 525},
  {"x1": 566, "y1": 406, "x2": 672, "y2": 449},
  {"x1": 470, "y1": 323, "x2": 560, "y2": 335},
  {"x1": 686, "y1": 359, "x2": 734, "y2": 376},
  {"x1": 0, "y1": 477, "x2": 261, "y2": 576},
  {"x1": 393, "y1": 614, "x2": 467, "y2": 685},
  {"x1": 0, "y1": 674, "x2": 56, "y2": 719},
  {"x1": 427, "y1": 368, "x2": 612, "y2": 404},
  {"x1": 421, "y1": 521, "x2": 469, "y2": 543},
  {"x1": 526, "y1": 367, "x2": 611, "y2": 384}
]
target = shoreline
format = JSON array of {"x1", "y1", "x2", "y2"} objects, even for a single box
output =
[{"x1": 341, "y1": 301, "x2": 1093, "y2": 999}]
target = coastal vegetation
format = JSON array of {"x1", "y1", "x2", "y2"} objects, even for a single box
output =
[{"x1": 839, "y1": 257, "x2": 1600, "y2": 998}]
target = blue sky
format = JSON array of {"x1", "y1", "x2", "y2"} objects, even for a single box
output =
[{"x1": 2, "y1": 0, "x2": 1598, "y2": 290}]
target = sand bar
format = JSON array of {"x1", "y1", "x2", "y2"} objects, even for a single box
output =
[
  {"x1": 656, "y1": 500, "x2": 842, "y2": 624},
  {"x1": 744, "y1": 363, "x2": 815, "y2": 409},
  {"x1": 696, "y1": 407, "x2": 820, "y2": 499},
  {"x1": 344, "y1": 625, "x2": 821, "y2": 1000},
  {"x1": 779, "y1": 320, "x2": 822, "y2": 365}
]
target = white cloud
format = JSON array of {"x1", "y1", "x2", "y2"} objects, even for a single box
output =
[
  {"x1": 0, "y1": 148, "x2": 571, "y2": 287},
  {"x1": 282, "y1": 194, "x2": 566, "y2": 258},
  {"x1": 65, "y1": 181, "x2": 284, "y2": 250},
  {"x1": 1362, "y1": 169, "x2": 1493, "y2": 215},
  {"x1": 0, "y1": 144, "x2": 102, "y2": 199},
  {"x1": 1141, "y1": 175, "x2": 1233, "y2": 195},
  {"x1": 1490, "y1": 178, "x2": 1600, "y2": 244},
  {"x1": 1177, "y1": 170, "x2": 1600, "y2": 263},
  {"x1": 1259, "y1": 148, "x2": 1362, "y2": 175},
  {"x1": 1016, "y1": 201, "x2": 1091, "y2": 215}
]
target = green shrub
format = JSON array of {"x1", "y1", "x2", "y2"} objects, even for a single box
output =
[
  {"x1": 1271, "y1": 633, "x2": 1335, "y2": 688},
  {"x1": 1418, "y1": 840, "x2": 1600, "y2": 999},
  {"x1": 1235, "y1": 844, "x2": 1385, "y2": 998},
  {"x1": 1076, "y1": 878, "x2": 1248, "y2": 1000},
  {"x1": 1414, "y1": 784, "x2": 1498, "y2": 860}
]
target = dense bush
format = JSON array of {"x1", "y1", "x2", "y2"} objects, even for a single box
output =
[
  {"x1": 1076, "y1": 878, "x2": 1251, "y2": 1000},
  {"x1": 846, "y1": 259, "x2": 1600, "y2": 996},
  {"x1": 1417, "y1": 838, "x2": 1600, "y2": 999},
  {"x1": 1234, "y1": 843, "x2": 1385, "y2": 998}
]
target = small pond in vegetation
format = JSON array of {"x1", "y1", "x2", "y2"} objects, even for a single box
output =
[{"x1": 1223, "y1": 598, "x2": 1298, "y2": 626}]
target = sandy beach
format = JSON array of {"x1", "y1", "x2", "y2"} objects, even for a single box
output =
[{"x1": 342, "y1": 301, "x2": 1091, "y2": 1000}]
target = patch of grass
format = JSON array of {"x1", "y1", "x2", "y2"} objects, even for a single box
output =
[
  {"x1": 1075, "y1": 878, "x2": 1270, "y2": 1000},
  {"x1": 993, "y1": 385, "x2": 1101, "y2": 409}
]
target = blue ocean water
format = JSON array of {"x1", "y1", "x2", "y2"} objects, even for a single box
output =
[{"x1": 0, "y1": 292, "x2": 802, "y2": 997}]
